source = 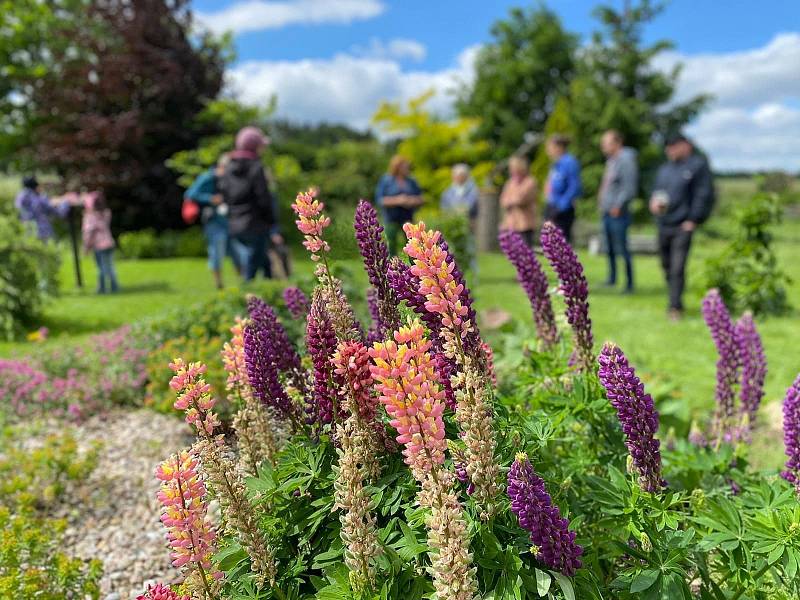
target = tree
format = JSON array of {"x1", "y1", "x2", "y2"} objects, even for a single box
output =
[
  {"x1": 374, "y1": 90, "x2": 493, "y2": 201},
  {"x1": 568, "y1": 0, "x2": 709, "y2": 201},
  {"x1": 457, "y1": 6, "x2": 577, "y2": 160},
  {"x1": 1, "y1": 0, "x2": 227, "y2": 230}
]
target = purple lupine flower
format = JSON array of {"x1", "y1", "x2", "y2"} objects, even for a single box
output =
[
  {"x1": 540, "y1": 222, "x2": 594, "y2": 371},
  {"x1": 433, "y1": 352, "x2": 457, "y2": 410},
  {"x1": 354, "y1": 200, "x2": 401, "y2": 336},
  {"x1": 507, "y1": 453, "x2": 583, "y2": 576},
  {"x1": 499, "y1": 229, "x2": 559, "y2": 349},
  {"x1": 243, "y1": 313, "x2": 294, "y2": 419},
  {"x1": 248, "y1": 296, "x2": 302, "y2": 373},
  {"x1": 306, "y1": 295, "x2": 340, "y2": 427},
  {"x1": 365, "y1": 287, "x2": 382, "y2": 343},
  {"x1": 781, "y1": 373, "x2": 800, "y2": 491},
  {"x1": 735, "y1": 312, "x2": 766, "y2": 432},
  {"x1": 598, "y1": 343, "x2": 663, "y2": 493},
  {"x1": 282, "y1": 286, "x2": 310, "y2": 319},
  {"x1": 702, "y1": 289, "x2": 742, "y2": 441}
]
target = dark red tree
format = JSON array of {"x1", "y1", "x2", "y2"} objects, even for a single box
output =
[{"x1": 29, "y1": 0, "x2": 226, "y2": 229}]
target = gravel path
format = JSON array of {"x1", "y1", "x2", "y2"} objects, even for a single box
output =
[{"x1": 56, "y1": 408, "x2": 193, "y2": 600}]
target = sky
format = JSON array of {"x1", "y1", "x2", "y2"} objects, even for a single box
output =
[{"x1": 192, "y1": 0, "x2": 800, "y2": 171}]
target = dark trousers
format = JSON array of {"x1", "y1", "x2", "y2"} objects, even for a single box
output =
[
  {"x1": 94, "y1": 248, "x2": 118, "y2": 293},
  {"x1": 516, "y1": 228, "x2": 535, "y2": 248},
  {"x1": 232, "y1": 232, "x2": 267, "y2": 282},
  {"x1": 603, "y1": 213, "x2": 633, "y2": 289},
  {"x1": 385, "y1": 220, "x2": 404, "y2": 256},
  {"x1": 658, "y1": 225, "x2": 693, "y2": 310},
  {"x1": 546, "y1": 205, "x2": 575, "y2": 243}
]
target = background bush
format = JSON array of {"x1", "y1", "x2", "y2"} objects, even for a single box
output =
[
  {"x1": 0, "y1": 212, "x2": 60, "y2": 340},
  {"x1": 118, "y1": 227, "x2": 207, "y2": 259}
]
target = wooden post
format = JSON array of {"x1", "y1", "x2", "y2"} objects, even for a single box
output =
[
  {"x1": 68, "y1": 206, "x2": 83, "y2": 288},
  {"x1": 477, "y1": 186, "x2": 499, "y2": 252}
]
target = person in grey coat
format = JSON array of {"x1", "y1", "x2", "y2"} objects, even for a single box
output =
[
  {"x1": 650, "y1": 133, "x2": 715, "y2": 319},
  {"x1": 599, "y1": 130, "x2": 638, "y2": 292}
]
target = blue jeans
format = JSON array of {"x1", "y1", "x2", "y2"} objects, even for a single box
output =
[
  {"x1": 204, "y1": 221, "x2": 228, "y2": 272},
  {"x1": 231, "y1": 232, "x2": 267, "y2": 282},
  {"x1": 94, "y1": 248, "x2": 119, "y2": 293},
  {"x1": 603, "y1": 213, "x2": 633, "y2": 289}
]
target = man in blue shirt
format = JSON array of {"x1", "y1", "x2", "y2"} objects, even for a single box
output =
[{"x1": 544, "y1": 134, "x2": 582, "y2": 243}]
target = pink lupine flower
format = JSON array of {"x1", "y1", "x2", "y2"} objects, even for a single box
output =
[
  {"x1": 403, "y1": 222, "x2": 470, "y2": 342},
  {"x1": 292, "y1": 189, "x2": 331, "y2": 261},
  {"x1": 169, "y1": 359, "x2": 220, "y2": 436},
  {"x1": 155, "y1": 451, "x2": 220, "y2": 580},
  {"x1": 369, "y1": 319, "x2": 448, "y2": 478},
  {"x1": 333, "y1": 340, "x2": 378, "y2": 424},
  {"x1": 136, "y1": 583, "x2": 190, "y2": 600},
  {"x1": 221, "y1": 317, "x2": 248, "y2": 391}
]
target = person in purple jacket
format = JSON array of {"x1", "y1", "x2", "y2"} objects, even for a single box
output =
[
  {"x1": 15, "y1": 176, "x2": 70, "y2": 241},
  {"x1": 544, "y1": 134, "x2": 582, "y2": 243}
]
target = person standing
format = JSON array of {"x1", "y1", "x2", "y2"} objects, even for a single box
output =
[
  {"x1": 499, "y1": 155, "x2": 538, "y2": 247},
  {"x1": 599, "y1": 130, "x2": 639, "y2": 293},
  {"x1": 441, "y1": 163, "x2": 479, "y2": 222},
  {"x1": 82, "y1": 191, "x2": 119, "y2": 294},
  {"x1": 15, "y1": 176, "x2": 70, "y2": 241},
  {"x1": 544, "y1": 134, "x2": 582, "y2": 242},
  {"x1": 375, "y1": 155, "x2": 424, "y2": 255},
  {"x1": 186, "y1": 153, "x2": 234, "y2": 289},
  {"x1": 651, "y1": 133, "x2": 715, "y2": 320},
  {"x1": 222, "y1": 126, "x2": 276, "y2": 282}
]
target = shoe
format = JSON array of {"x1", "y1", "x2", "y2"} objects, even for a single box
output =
[
  {"x1": 668, "y1": 308, "x2": 683, "y2": 322},
  {"x1": 602, "y1": 280, "x2": 616, "y2": 288},
  {"x1": 621, "y1": 287, "x2": 634, "y2": 295}
]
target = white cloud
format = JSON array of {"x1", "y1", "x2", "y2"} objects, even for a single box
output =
[
  {"x1": 227, "y1": 45, "x2": 479, "y2": 130},
  {"x1": 350, "y1": 38, "x2": 427, "y2": 62},
  {"x1": 196, "y1": 0, "x2": 385, "y2": 35},
  {"x1": 659, "y1": 33, "x2": 800, "y2": 171}
]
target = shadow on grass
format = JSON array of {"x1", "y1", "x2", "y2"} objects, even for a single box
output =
[{"x1": 62, "y1": 281, "x2": 172, "y2": 296}]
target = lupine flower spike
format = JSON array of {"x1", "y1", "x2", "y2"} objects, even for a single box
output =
[
  {"x1": 292, "y1": 188, "x2": 331, "y2": 264},
  {"x1": 282, "y1": 286, "x2": 310, "y2": 319},
  {"x1": 170, "y1": 359, "x2": 278, "y2": 586},
  {"x1": 355, "y1": 199, "x2": 401, "y2": 337},
  {"x1": 508, "y1": 453, "x2": 583, "y2": 576},
  {"x1": 498, "y1": 229, "x2": 559, "y2": 349},
  {"x1": 137, "y1": 583, "x2": 190, "y2": 600},
  {"x1": 598, "y1": 344, "x2": 663, "y2": 493},
  {"x1": 540, "y1": 221, "x2": 594, "y2": 371},
  {"x1": 306, "y1": 290, "x2": 341, "y2": 428},
  {"x1": 702, "y1": 289, "x2": 741, "y2": 443},
  {"x1": 155, "y1": 451, "x2": 221, "y2": 598},
  {"x1": 403, "y1": 222, "x2": 500, "y2": 514},
  {"x1": 735, "y1": 312, "x2": 766, "y2": 434},
  {"x1": 782, "y1": 373, "x2": 800, "y2": 494},
  {"x1": 223, "y1": 318, "x2": 280, "y2": 472},
  {"x1": 331, "y1": 340, "x2": 384, "y2": 592},
  {"x1": 370, "y1": 320, "x2": 478, "y2": 600}
]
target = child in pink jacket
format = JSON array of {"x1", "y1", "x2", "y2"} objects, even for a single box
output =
[{"x1": 82, "y1": 191, "x2": 119, "y2": 293}]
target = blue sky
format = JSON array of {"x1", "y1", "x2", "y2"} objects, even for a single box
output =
[{"x1": 193, "y1": 0, "x2": 800, "y2": 170}]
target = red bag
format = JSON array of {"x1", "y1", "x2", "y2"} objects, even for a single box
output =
[{"x1": 181, "y1": 197, "x2": 200, "y2": 224}]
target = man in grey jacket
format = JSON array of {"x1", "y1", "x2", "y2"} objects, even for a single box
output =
[
  {"x1": 650, "y1": 133, "x2": 715, "y2": 319},
  {"x1": 599, "y1": 130, "x2": 638, "y2": 292}
]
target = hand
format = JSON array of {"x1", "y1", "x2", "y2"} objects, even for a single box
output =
[
  {"x1": 270, "y1": 233, "x2": 284, "y2": 245},
  {"x1": 680, "y1": 220, "x2": 696, "y2": 232},
  {"x1": 649, "y1": 198, "x2": 665, "y2": 216},
  {"x1": 211, "y1": 194, "x2": 223, "y2": 205},
  {"x1": 609, "y1": 206, "x2": 621, "y2": 218}
]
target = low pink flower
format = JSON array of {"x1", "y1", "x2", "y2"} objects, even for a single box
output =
[
  {"x1": 137, "y1": 583, "x2": 190, "y2": 600},
  {"x1": 169, "y1": 358, "x2": 219, "y2": 435},
  {"x1": 292, "y1": 189, "x2": 331, "y2": 261}
]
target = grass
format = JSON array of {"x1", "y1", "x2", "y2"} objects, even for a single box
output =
[{"x1": 3, "y1": 177, "x2": 797, "y2": 469}]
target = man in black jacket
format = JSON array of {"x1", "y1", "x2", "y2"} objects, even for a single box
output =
[{"x1": 650, "y1": 133, "x2": 715, "y2": 320}]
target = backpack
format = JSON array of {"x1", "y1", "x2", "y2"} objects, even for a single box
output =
[{"x1": 181, "y1": 197, "x2": 200, "y2": 224}]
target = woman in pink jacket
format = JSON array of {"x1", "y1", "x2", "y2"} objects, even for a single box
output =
[{"x1": 82, "y1": 191, "x2": 119, "y2": 294}]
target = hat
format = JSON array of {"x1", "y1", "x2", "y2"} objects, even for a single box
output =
[
  {"x1": 665, "y1": 132, "x2": 690, "y2": 146},
  {"x1": 235, "y1": 126, "x2": 270, "y2": 153},
  {"x1": 22, "y1": 175, "x2": 38, "y2": 190}
]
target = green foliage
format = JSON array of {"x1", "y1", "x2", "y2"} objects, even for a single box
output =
[
  {"x1": 457, "y1": 5, "x2": 578, "y2": 160},
  {"x1": 0, "y1": 508, "x2": 102, "y2": 600},
  {"x1": 705, "y1": 190, "x2": 790, "y2": 316},
  {"x1": 118, "y1": 228, "x2": 207, "y2": 259},
  {"x1": 416, "y1": 207, "x2": 474, "y2": 272},
  {"x1": 0, "y1": 212, "x2": 60, "y2": 340},
  {"x1": 373, "y1": 91, "x2": 493, "y2": 201}
]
